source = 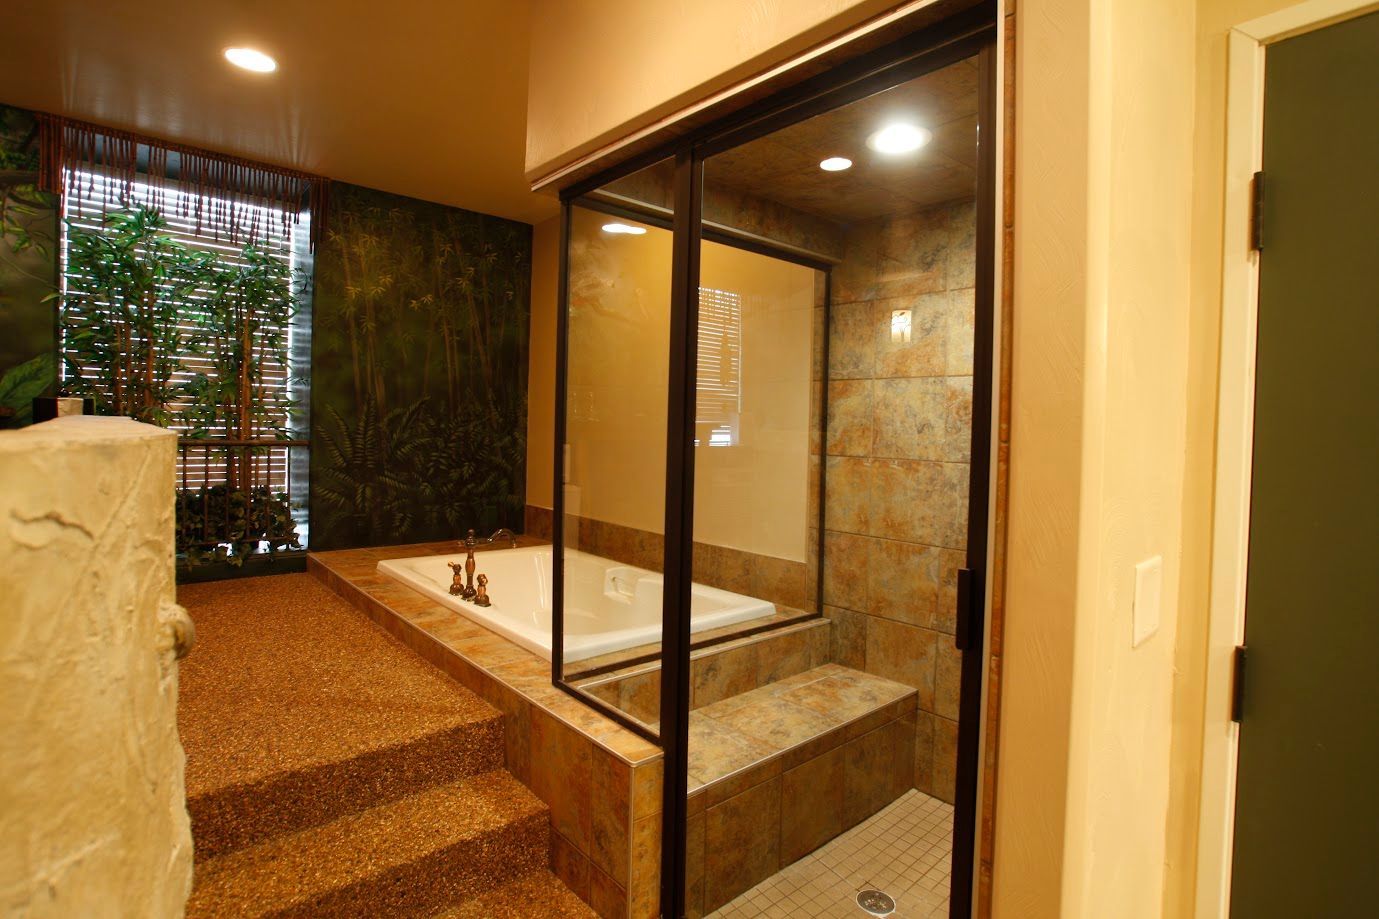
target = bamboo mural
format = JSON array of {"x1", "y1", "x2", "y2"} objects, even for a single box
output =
[{"x1": 310, "y1": 184, "x2": 530, "y2": 550}]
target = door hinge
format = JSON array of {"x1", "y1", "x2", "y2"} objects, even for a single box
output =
[
  {"x1": 1230, "y1": 644, "x2": 1248, "y2": 722},
  {"x1": 1250, "y1": 171, "x2": 1265, "y2": 251}
]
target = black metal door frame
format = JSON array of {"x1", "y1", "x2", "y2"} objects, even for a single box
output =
[{"x1": 551, "y1": 5, "x2": 1000, "y2": 915}]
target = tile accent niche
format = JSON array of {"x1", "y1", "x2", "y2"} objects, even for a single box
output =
[{"x1": 821, "y1": 196, "x2": 975, "y2": 804}]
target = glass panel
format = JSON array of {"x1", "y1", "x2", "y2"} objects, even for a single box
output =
[
  {"x1": 559, "y1": 159, "x2": 675, "y2": 731},
  {"x1": 688, "y1": 54, "x2": 981, "y2": 916}
]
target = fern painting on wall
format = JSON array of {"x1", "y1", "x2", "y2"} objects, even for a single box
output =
[{"x1": 309, "y1": 183, "x2": 531, "y2": 550}]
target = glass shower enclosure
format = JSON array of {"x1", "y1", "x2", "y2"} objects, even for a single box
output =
[{"x1": 551, "y1": 9, "x2": 997, "y2": 917}]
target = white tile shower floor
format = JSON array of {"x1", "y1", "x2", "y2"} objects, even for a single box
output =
[{"x1": 708, "y1": 789, "x2": 954, "y2": 918}]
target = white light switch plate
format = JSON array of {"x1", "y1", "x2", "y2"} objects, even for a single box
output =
[{"x1": 1133, "y1": 556, "x2": 1163, "y2": 647}]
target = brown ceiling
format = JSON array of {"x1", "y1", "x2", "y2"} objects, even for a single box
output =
[
  {"x1": 0, "y1": 0, "x2": 559, "y2": 225},
  {"x1": 705, "y1": 57, "x2": 979, "y2": 225}
]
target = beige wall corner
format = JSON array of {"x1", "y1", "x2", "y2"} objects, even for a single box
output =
[
  {"x1": 0, "y1": 416, "x2": 192, "y2": 918},
  {"x1": 527, "y1": 215, "x2": 560, "y2": 510},
  {"x1": 996, "y1": 0, "x2": 1197, "y2": 916}
]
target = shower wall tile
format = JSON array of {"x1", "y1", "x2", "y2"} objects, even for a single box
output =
[
  {"x1": 821, "y1": 530, "x2": 869, "y2": 609},
  {"x1": 944, "y1": 377, "x2": 975, "y2": 463},
  {"x1": 823, "y1": 456, "x2": 872, "y2": 534},
  {"x1": 866, "y1": 537, "x2": 940, "y2": 627},
  {"x1": 872, "y1": 377, "x2": 948, "y2": 460},
  {"x1": 934, "y1": 637, "x2": 963, "y2": 722},
  {"x1": 827, "y1": 302, "x2": 877, "y2": 379},
  {"x1": 865, "y1": 618, "x2": 937, "y2": 711},
  {"x1": 913, "y1": 709, "x2": 937, "y2": 795},
  {"x1": 875, "y1": 293, "x2": 949, "y2": 378},
  {"x1": 825, "y1": 605, "x2": 867, "y2": 670},
  {"x1": 877, "y1": 207, "x2": 950, "y2": 299},
  {"x1": 821, "y1": 196, "x2": 976, "y2": 802},
  {"x1": 826, "y1": 379, "x2": 874, "y2": 456},
  {"x1": 831, "y1": 222, "x2": 881, "y2": 305},
  {"x1": 945, "y1": 288, "x2": 977, "y2": 375},
  {"x1": 933, "y1": 716, "x2": 960, "y2": 804}
]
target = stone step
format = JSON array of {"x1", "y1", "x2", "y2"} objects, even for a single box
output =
[
  {"x1": 186, "y1": 770, "x2": 550, "y2": 919},
  {"x1": 430, "y1": 869, "x2": 598, "y2": 918},
  {"x1": 188, "y1": 716, "x2": 506, "y2": 861},
  {"x1": 178, "y1": 574, "x2": 508, "y2": 861}
]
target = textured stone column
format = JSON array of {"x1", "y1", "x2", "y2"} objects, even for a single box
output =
[{"x1": 0, "y1": 416, "x2": 193, "y2": 917}]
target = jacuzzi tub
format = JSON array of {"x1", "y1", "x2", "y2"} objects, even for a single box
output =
[{"x1": 377, "y1": 545, "x2": 776, "y2": 662}]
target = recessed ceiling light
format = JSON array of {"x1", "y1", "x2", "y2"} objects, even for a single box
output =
[
  {"x1": 224, "y1": 47, "x2": 277, "y2": 73},
  {"x1": 867, "y1": 122, "x2": 931, "y2": 155},
  {"x1": 602, "y1": 223, "x2": 647, "y2": 235},
  {"x1": 819, "y1": 156, "x2": 853, "y2": 172}
]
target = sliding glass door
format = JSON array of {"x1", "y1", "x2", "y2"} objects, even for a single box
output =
[{"x1": 553, "y1": 10, "x2": 998, "y2": 916}]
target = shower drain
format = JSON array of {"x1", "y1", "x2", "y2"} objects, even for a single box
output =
[{"x1": 856, "y1": 889, "x2": 896, "y2": 916}]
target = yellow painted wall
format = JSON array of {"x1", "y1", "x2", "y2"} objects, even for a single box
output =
[
  {"x1": 996, "y1": 1, "x2": 1198, "y2": 916},
  {"x1": 548, "y1": 206, "x2": 815, "y2": 562},
  {"x1": 525, "y1": 0, "x2": 907, "y2": 181}
]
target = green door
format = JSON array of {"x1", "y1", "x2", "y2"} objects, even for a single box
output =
[{"x1": 1230, "y1": 11, "x2": 1379, "y2": 918}]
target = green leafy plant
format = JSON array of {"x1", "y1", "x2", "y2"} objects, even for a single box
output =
[
  {"x1": 175, "y1": 484, "x2": 300, "y2": 569},
  {"x1": 61, "y1": 203, "x2": 302, "y2": 568},
  {"x1": 61, "y1": 207, "x2": 217, "y2": 425},
  {"x1": 0, "y1": 352, "x2": 55, "y2": 426}
]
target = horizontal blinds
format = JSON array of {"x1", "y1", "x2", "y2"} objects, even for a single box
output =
[
  {"x1": 61, "y1": 170, "x2": 302, "y2": 490},
  {"x1": 697, "y1": 286, "x2": 742, "y2": 447}
]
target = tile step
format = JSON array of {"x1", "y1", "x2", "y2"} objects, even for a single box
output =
[
  {"x1": 186, "y1": 769, "x2": 549, "y2": 919},
  {"x1": 689, "y1": 663, "x2": 917, "y2": 793}
]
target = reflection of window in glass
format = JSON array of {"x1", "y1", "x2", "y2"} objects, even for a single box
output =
[{"x1": 696, "y1": 287, "x2": 742, "y2": 447}]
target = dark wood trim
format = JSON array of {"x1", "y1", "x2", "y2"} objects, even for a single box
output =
[
  {"x1": 551, "y1": 202, "x2": 572, "y2": 691},
  {"x1": 950, "y1": 37, "x2": 999, "y2": 919},
  {"x1": 658, "y1": 150, "x2": 703, "y2": 919}
]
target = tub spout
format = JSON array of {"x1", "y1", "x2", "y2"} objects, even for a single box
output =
[{"x1": 463, "y1": 527, "x2": 518, "y2": 550}]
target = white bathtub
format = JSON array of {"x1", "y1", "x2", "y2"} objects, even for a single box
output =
[{"x1": 377, "y1": 545, "x2": 776, "y2": 662}]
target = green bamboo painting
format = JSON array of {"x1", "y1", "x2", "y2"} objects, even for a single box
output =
[{"x1": 310, "y1": 184, "x2": 531, "y2": 549}]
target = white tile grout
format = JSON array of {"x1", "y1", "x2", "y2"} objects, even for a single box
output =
[{"x1": 707, "y1": 789, "x2": 954, "y2": 918}]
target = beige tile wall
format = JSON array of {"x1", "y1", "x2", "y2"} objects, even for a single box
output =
[{"x1": 821, "y1": 196, "x2": 976, "y2": 803}]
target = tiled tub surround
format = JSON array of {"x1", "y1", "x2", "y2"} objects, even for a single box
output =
[
  {"x1": 313, "y1": 543, "x2": 921, "y2": 919},
  {"x1": 821, "y1": 196, "x2": 976, "y2": 803},
  {"x1": 573, "y1": 618, "x2": 833, "y2": 725},
  {"x1": 563, "y1": 513, "x2": 814, "y2": 614},
  {"x1": 311, "y1": 541, "x2": 664, "y2": 919}
]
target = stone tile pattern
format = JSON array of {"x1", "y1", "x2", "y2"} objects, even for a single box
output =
[
  {"x1": 576, "y1": 619, "x2": 832, "y2": 725},
  {"x1": 681, "y1": 664, "x2": 919, "y2": 916},
  {"x1": 821, "y1": 196, "x2": 975, "y2": 803},
  {"x1": 562, "y1": 513, "x2": 812, "y2": 614},
  {"x1": 707, "y1": 789, "x2": 953, "y2": 919},
  {"x1": 311, "y1": 543, "x2": 663, "y2": 919}
]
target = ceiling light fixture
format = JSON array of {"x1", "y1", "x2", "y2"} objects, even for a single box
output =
[
  {"x1": 867, "y1": 122, "x2": 931, "y2": 155},
  {"x1": 224, "y1": 47, "x2": 278, "y2": 73},
  {"x1": 819, "y1": 156, "x2": 853, "y2": 172},
  {"x1": 602, "y1": 223, "x2": 647, "y2": 235}
]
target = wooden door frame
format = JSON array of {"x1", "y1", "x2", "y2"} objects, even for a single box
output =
[{"x1": 1199, "y1": 3, "x2": 1379, "y2": 915}]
